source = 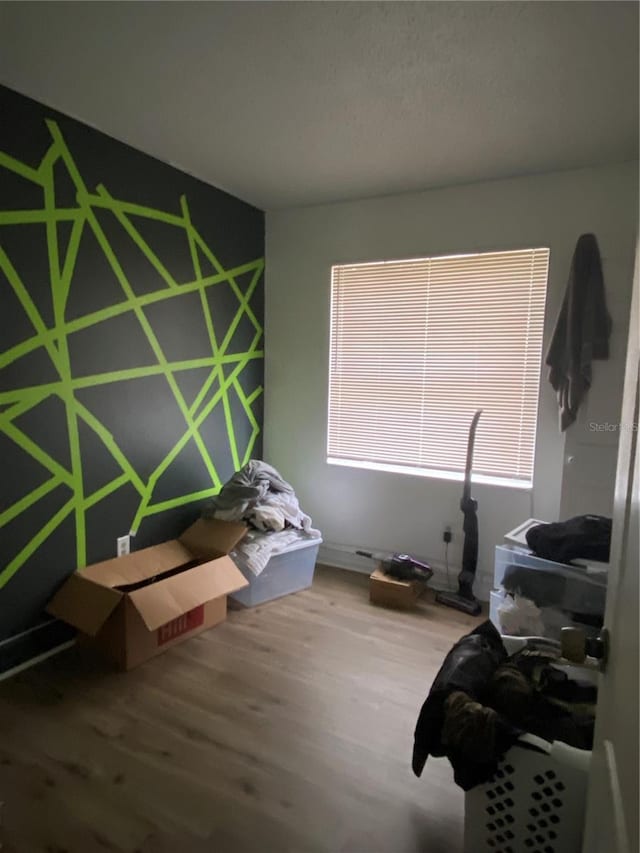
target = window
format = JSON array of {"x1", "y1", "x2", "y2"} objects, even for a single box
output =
[{"x1": 328, "y1": 248, "x2": 550, "y2": 487}]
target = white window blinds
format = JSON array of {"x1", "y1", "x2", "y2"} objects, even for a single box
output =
[{"x1": 328, "y1": 248, "x2": 550, "y2": 486}]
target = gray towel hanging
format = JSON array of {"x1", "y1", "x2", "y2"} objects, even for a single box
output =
[{"x1": 546, "y1": 233, "x2": 611, "y2": 431}]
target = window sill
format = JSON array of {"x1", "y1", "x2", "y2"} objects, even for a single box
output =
[{"x1": 327, "y1": 457, "x2": 532, "y2": 490}]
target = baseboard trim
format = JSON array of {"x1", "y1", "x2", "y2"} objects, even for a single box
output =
[
  {"x1": 0, "y1": 640, "x2": 76, "y2": 683},
  {"x1": 0, "y1": 619, "x2": 76, "y2": 680}
]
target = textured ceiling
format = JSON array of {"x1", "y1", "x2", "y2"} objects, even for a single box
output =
[{"x1": 0, "y1": 1, "x2": 637, "y2": 210}]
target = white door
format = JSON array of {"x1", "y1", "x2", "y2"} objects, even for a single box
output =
[{"x1": 582, "y1": 240, "x2": 639, "y2": 853}]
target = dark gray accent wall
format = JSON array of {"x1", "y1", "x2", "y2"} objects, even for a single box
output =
[{"x1": 0, "y1": 85, "x2": 265, "y2": 641}]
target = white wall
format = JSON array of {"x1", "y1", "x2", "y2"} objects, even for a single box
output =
[{"x1": 264, "y1": 163, "x2": 638, "y2": 600}]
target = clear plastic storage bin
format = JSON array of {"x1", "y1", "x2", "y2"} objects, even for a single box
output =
[
  {"x1": 494, "y1": 546, "x2": 607, "y2": 616},
  {"x1": 489, "y1": 589, "x2": 505, "y2": 628},
  {"x1": 230, "y1": 537, "x2": 322, "y2": 607}
]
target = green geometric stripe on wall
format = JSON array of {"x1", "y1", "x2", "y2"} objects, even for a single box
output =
[{"x1": 0, "y1": 120, "x2": 264, "y2": 588}]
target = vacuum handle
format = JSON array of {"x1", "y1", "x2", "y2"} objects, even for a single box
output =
[{"x1": 462, "y1": 408, "x2": 483, "y2": 501}]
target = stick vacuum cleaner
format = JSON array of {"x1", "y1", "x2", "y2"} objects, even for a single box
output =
[{"x1": 435, "y1": 409, "x2": 483, "y2": 616}]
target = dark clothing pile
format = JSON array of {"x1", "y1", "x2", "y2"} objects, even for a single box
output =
[
  {"x1": 526, "y1": 515, "x2": 611, "y2": 564},
  {"x1": 412, "y1": 622, "x2": 517, "y2": 790},
  {"x1": 546, "y1": 232, "x2": 611, "y2": 431},
  {"x1": 412, "y1": 622, "x2": 596, "y2": 791}
]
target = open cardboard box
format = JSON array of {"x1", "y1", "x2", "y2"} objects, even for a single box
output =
[
  {"x1": 369, "y1": 565, "x2": 425, "y2": 609},
  {"x1": 47, "y1": 518, "x2": 249, "y2": 670}
]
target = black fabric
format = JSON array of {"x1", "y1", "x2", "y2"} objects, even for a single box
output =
[
  {"x1": 537, "y1": 665, "x2": 598, "y2": 705},
  {"x1": 412, "y1": 621, "x2": 521, "y2": 789},
  {"x1": 525, "y1": 515, "x2": 612, "y2": 564},
  {"x1": 514, "y1": 695, "x2": 594, "y2": 752},
  {"x1": 502, "y1": 565, "x2": 567, "y2": 608},
  {"x1": 546, "y1": 233, "x2": 611, "y2": 431}
]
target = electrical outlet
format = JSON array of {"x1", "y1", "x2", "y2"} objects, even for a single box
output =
[
  {"x1": 443, "y1": 526, "x2": 452, "y2": 544},
  {"x1": 117, "y1": 535, "x2": 130, "y2": 557}
]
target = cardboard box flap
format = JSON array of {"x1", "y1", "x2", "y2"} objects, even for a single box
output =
[
  {"x1": 81, "y1": 540, "x2": 193, "y2": 588},
  {"x1": 179, "y1": 517, "x2": 247, "y2": 559},
  {"x1": 47, "y1": 574, "x2": 123, "y2": 636},
  {"x1": 129, "y1": 556, "x2": 249, "y2": 631}
]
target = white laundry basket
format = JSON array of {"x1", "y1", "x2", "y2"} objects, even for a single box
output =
[
  {"x1": 463, "y1": 636, "x2": 594, "y2": 853},
  {"x1": 464, "y1": 734, "x2": 590, "y2": 853}
]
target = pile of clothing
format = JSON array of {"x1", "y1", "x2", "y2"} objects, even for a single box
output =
[
  {"x1": 412, "y1": 621, "x2": 596, "y2": 791},
  {"x1": 203, "y1": 460, "x2": 321, "y2": 576}
]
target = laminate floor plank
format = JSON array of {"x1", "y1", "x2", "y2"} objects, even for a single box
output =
[{"x1": 0, "y1": 566, "x2": 482, "y2": 853}]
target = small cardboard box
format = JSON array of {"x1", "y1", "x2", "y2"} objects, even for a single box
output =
[
  {"x1": 369, "y1": 565, "x2": 425, "y2": 609},
  {"x1": 47, "y1": 518, "x2": 249, "y2": 670}
]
